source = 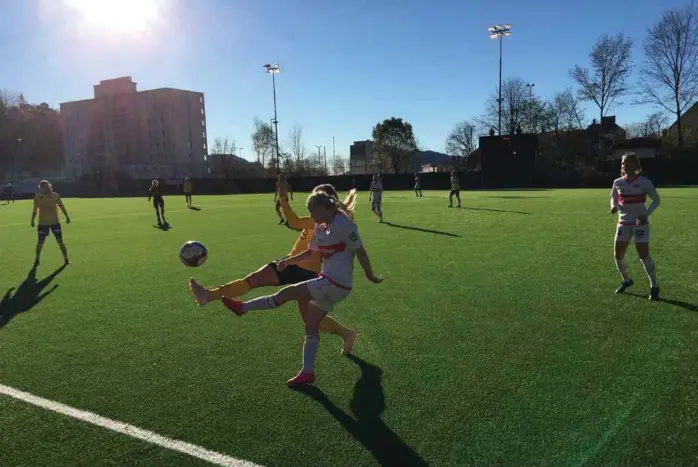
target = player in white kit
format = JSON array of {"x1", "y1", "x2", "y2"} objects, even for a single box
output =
[
  {"x1": 369, "y1": 174, "x2": 384, "y2": 222},
  {"x1": 610, "y1": 153, "x2": 661, "y2": 300},
  {"x1": 222, "y1": 191, "x2": 383, "y2": 386}
]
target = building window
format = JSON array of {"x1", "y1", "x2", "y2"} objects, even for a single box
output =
[
  {"x1": 202, "y1": 132, "x2": 206, "y2": 139},
  {"x1": 202, "y1": 120, "x2": 205, "y2": 127},
  {"x1": 200, "y1": 96, "x2": 203, "y2": 103}
]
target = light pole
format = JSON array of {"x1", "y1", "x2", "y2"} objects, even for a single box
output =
[
  {"x1": 316, "y1": 145, "x2": 322, "y2": 174},
  {"x1": 238, "y1": 147, "x2": 243, "y2": 159},
  {"x1": 263, "y1": 63, "x2": 281, "y2": 173},
  {"x1": 488, "y1": 24, "x2": 512, "y2": 136},
  {"x1": 526, "y1": 82, "x2": 535, "y2": 133}
]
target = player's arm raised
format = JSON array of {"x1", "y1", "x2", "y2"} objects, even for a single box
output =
[{"x1": 279, "y1": 197, "x2": 315, "y2": 231}]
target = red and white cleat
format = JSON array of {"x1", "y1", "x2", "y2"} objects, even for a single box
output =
[
  {"x1": 287, "y1": 371, "x2": 315, "y2": 387},
  {"x1": 189, "y1": 278, "x2": 211, "y2": 306},
  {"x1": 221, "y1": 296, "x2": 246, "y2": 316}
]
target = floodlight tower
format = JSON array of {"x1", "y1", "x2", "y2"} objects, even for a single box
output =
[
  {"x1": 263, "y1": 63, "x2": 281, "y2": 172},
  {"x1": 488, "y1": 24, "x2": 512, "y2": 136}
]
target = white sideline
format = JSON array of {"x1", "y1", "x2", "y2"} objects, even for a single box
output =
[{"x1": 0, "y1": 383, "x2": 263, "y2": 467}]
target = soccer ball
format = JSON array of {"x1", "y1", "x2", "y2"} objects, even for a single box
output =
[{"x1": 180, "y1": 241, "x2": 208, "y2": 267}]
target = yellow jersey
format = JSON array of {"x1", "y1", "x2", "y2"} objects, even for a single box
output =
[
  {"x1": 33, "y1": 192, "x2": 64, "y2": 226},
  {"x1": 451, "y1": 176, "x2": 460, "y2": 190},
  {"x1": 183, "y1": 180, "x2": 192, "y2": 192},
  {"x1": 279, "y1": 189, "x2": 357, "y2": 273}
]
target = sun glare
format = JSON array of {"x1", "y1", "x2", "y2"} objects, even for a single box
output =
[{"x1": 64, "y1": 0, "x2": 162, "y2": 35}]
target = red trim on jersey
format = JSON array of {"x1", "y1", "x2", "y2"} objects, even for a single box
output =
[
  {"x1": 619, "y1": 193, "x2": 646, "y2": 204},
  {"x1": 318, "y1": 273, "x2": 352, "y2": 290},
  {"x1": 316, "y1": 242, "x2": 346, "y2": 253}
]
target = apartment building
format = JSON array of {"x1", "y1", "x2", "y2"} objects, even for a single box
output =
[{"x1": 60, "y1": 77, "x2": 208, "y2": 179}]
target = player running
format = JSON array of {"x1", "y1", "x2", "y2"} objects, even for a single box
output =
[
  {"x1": 31, "y1": 180, "x2": 70, "y2": 267},
  {"x1": 148, "y1": 180, "x2": 167, "y2": 225},
  {"x1": 414, "y1": 174, "x2": 422, "y2": 197},
  {"x1": 4, "y1": 182, "x2": 14, "y2": 204},
  {"x1": 274, "y1": 173, "x2": 293, "y2": 225},
  {"x1": 611, "y1": 152, "x2": 661, "y2": 300},
  {"x1": 369, "y1": 174, "x2": 384, "y2": 222},
  {"x1": 183, "y1": 177, "x2": 193, "y2": 207},
  {"x1": 448, "y1": 171, "x2": 461, "y2": 208},
  {"x1": 189, "y1": 184, "x2": 360, "y2": 354},
  {"x1": 221, "y1": 190, "x2": 383, "y2": 386}
]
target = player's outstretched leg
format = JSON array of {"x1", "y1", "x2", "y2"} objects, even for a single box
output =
[
  {"x1": 190, "y1": 264, "x2": 278, "y2": 306},
  {"x1": 318, "y1": 315, "x2": 358, "y2": 355},
  {"x1": 221, "y1": 281, "x2": 312, "y2": 316}
]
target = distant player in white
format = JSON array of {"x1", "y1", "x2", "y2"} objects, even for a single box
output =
[
  {"x1": 368, "y1": 174, "x2": 384, "y2": 223},
  {"x1": 222, "y1": 190, "x2": 383, "y2": 386},
  {"x1": 610, "y1": 152, "x2": 661, "y2": 300}
]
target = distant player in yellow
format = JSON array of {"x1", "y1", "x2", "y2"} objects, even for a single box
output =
[
  {"x1": 274, "y1": 173, "x2": 293, "y2": 224},
  {"x1": 183, "y1": 177, "x2": 193, "y2": 207},
  {"x1": 189, "y1": 183, "x2": 360, "y2": 354},
  {"x1": 31, "y1": 180, "x2": 71, "y2": 267},
  {"x1": 448, "y1": 170, "x2": 461, "y2": 208}
]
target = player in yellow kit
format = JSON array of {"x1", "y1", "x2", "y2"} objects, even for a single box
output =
[
  {"x1": 183, "y1": 177, "x2": 193, "y2": 207},
  {"x1": 31, "y1": 180, "x2": 71, "y2": 267},
  {"x1": 274, "y1": 173, "x2": 293, "y2": 224},
  {"x1": 448, "y1": 170, "x2": 461, "y2": 208},
  {"x1": 189, "y1": 183, "x2": 360, "y2": 354}
]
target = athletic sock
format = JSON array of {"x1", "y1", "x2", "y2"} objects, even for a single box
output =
[
  {"x1": 615, "y1": 257, "x2": 630, "y2": 282},
  {"x1": 210, "y1": 279, "x2": 250, "y2": 300},
  {"x1": 641, "y1": 256, "x2": 658, "y2": 288},
  {"x1": 301, "y1": 333, "x2": 320, "y2": 373},
  {"x1": 242, "y1": 294, "x2": 279, "y2": 312}
]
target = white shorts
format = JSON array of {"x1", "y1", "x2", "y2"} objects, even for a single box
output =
[
  {"x1": 305, "y1": 276, "x2": 351, "y2": 312},
  {"x1": 615, "y1": 224, "x2": 650, "y2": 244},
  {"x1": 372, "y1": 199, "x2": 382, "y2": 210}
]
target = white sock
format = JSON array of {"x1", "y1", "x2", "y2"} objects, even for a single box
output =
[
  {"x1": 641, "y1": 256, "x2": 658, "y2": 288},
  {"x1": 242, "y1": 295, "x2": 279, "y2": 312},
  {"x1": 301, "y1": 333, "x2": 320, "y2": 374},
  {"x1": 615, "y1": 257, "x2": 630, "y2": 282}
]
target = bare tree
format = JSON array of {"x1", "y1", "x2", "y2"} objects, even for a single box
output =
[
  {"x1": 332, "y1": 154, "x2": 348, "y2": 175},
  {"x1": 287, "y1": 124, "x2": 306, "y2": 165},
  {"x1": 251, "y1": 118, "x2": 275, "y2": 170},
  {"x1": 546, "y1": 89, "x2": 587, "y2": 132},
  {"x1": 625, "y1": 111, "x2": 670, "y2": 138},
  {"x1": 478, "y1": 78, "x2": 546, "y2": 135},
  {"x1": 445, "y1": 121, "x2": 477, "y2": 158},
  {"x1": 637, "y1": 7, "x2": 698, "y2": 146},
  {"x1": 210, "y1": 136, "x2": 236, "y2": 155},
  {"x1": 571, "y1": 33, "x2": 634, "y2": 122}
]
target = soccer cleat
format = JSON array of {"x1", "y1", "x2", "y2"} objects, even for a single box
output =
[
  {"x1": 189, "y1": 278, "x2": 211, "y2": 306},
  {"x1": 287, "y1": 371, "x2": 315, "y2": 386},
  {"x1": 221, "y1": 296, "x2": 246, "y2": 316},
  {"x1": 64, "y1": 258, "x2": 71, "y2": 265},
  {"x1": 448, "y1": 205, "x2": 453, "y2": 208},
  {"x1": 615, "y1": 279, "x2": 634, "y2": 294},
  {"x1": 278, "y1": 219, "x2": 286, "y2": 225},
  {"x1": 649, "y1": 287, "x2": 660, "y2": 301},
  {"x1": 341, "y1": 329, "x2": 358, "y2": 355}
]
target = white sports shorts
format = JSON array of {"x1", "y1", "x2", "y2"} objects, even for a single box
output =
[
  {"x1": 615, "y1": 224, "x2": 650, "y2": 244},
  {"x1": 305, "y1": 276, "x2": 351, "y2": 313}
]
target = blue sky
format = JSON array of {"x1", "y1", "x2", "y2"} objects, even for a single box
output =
[{"x1": 0, "y1": 0, "x2": 690, "y2": 161}]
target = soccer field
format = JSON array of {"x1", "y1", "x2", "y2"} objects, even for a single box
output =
[{"x1": 0, "y1": 189, "x2": 697, "y2": 467}]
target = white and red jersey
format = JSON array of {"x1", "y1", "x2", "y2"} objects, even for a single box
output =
[
  {"x1": 309, "y1": 213, "x2": 363, "y2": 290},
  {"x1": 610, "y1": 174, "x2": 660, "y2": 225}
]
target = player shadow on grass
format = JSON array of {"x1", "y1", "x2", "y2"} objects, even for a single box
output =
[
  {"x1": 292, "y1": 355, "x2": 429, "y2": 467},
  {"x1": 153, "y1": 222, "x2": 172, "y2": 231},
  {"x1": 0, "y1": 264, "x2": 66, "y2": 329},
  {"x1": 625, "y1": 292, "x2": 697, "y2": 312},
  {"x1": 462, "y1": 206, "x2": 531, "y2": 215},
  {"x1": 383, "y1": 221, "x2": 460, "y2": 238},
  {"x1": 188, "y1": 206, "x2": 202, "y2": 211}
]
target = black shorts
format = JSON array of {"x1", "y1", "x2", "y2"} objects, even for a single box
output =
[
  {"x1": 153, "y1": 198, "x2": 164, "y2": 208},
  {"x1": 268, "y1": 261, "x2": 317, "y2": 286},
  {"x1": 450, "y1": 189, "x2": 460, "y2": 196},
  {"x1": 183, "y1": 192, "x2": 191, "y2": 196},
  {"x1": 38, "y1": 223, "x2": 63, "y2": 241}
]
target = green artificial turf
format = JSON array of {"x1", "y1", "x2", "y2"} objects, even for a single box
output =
[{"x1": 0, "y1": 189, "x2": 696, "y2": 467}]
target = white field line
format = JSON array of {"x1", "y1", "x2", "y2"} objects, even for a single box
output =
[{"x1": 0, "y1": 383, "x2": 263, "y2": 467}]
